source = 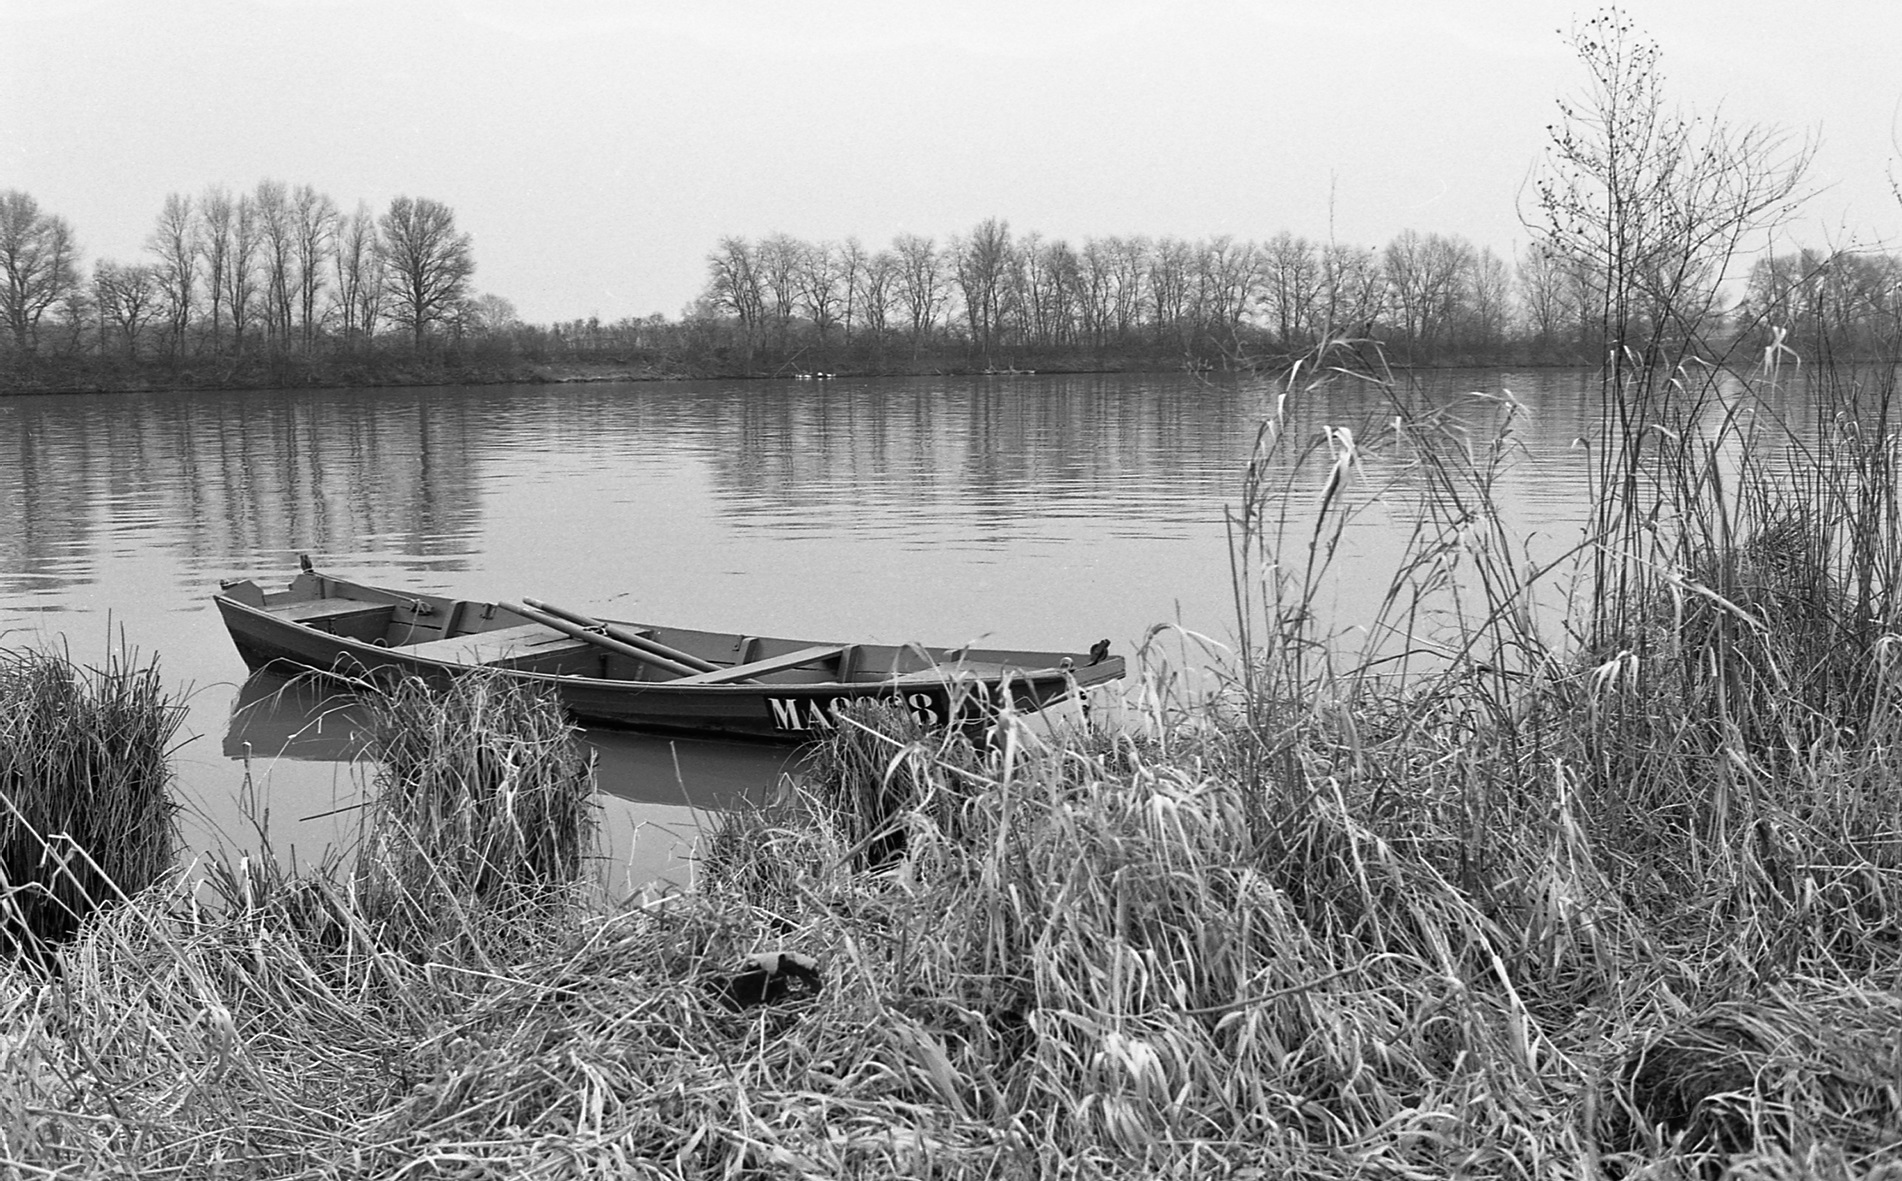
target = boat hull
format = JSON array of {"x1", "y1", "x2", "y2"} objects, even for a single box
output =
[{"x1": 214, "y1": 570, "x2": 1124, "y2": 742}]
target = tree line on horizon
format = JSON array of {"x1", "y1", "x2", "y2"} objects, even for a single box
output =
[
  {"x1": 687, "y1": 221, "x2": 1902, "y2": 372},
  {"x1": 4, "y1": 181, "x2": 1900, "y2": 388}
]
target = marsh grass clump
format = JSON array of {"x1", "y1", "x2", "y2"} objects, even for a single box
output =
[
  {"x1": 0, "y1": 642, "x2": 182, "y2": 961},
  {"x1": 724, "y1": 706, "x2": 1516, "y2": 1159},
  {"x1": 355, "y1": 670, "x2": 597, "y2": 954},
  {"x1": 802, "y1": 699, "x2": 985, "y2": 870}
]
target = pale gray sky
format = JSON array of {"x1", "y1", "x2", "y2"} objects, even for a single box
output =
[{"x1": 4, "y1": 0, "x2": 1898, "y2": 324}]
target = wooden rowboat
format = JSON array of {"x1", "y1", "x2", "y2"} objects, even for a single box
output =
[{"x1": 213, "y1": 560, "x2": 1125, "y2": 741}]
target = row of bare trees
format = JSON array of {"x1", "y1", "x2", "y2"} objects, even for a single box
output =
[
  {"x1": 696, "y1": 222, "x2": 1576, "y2": 369},
  {"x1": 697, "y1": 219, "x2": 1902, "y2": 372},
  {"x1": 0, "y1": 185, "x2": 489, "y2": 366},
  {"x1": 10, "y1": 176, "x2": 1889, "y2": 386}
]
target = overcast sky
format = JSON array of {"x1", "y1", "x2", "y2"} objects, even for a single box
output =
[{"x1": 4, "y1": 0, "x2": 1899, "y2": 325}]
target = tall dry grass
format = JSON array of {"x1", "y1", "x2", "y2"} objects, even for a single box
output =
[
  {"x1": 0, "y1": 642, "x2": 182, "y2": 964},
  {"x1": 354, "y1": 669, "x2": 599, "y2": 957}
]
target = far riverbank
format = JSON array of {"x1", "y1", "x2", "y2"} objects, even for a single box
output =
[{"x1": 0, "y1": 337, "x2": 1679, "y2": 397}]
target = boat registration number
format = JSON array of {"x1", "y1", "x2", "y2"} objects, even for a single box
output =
[{"x1": 766, "y1": 691, "x2": 950, "y2": 733}]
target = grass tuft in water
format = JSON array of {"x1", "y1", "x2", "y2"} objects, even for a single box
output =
[
  {"x1": 353, "y1": 670, "x2": 598, "y2": 956},
  {"x1": 0, "y1": 642, "x2": 182, "y2": 964}
]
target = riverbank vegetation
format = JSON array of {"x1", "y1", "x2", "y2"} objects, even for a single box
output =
[{"x1": 5, "y1": 10, "x2": 1902, "y2": 1177}]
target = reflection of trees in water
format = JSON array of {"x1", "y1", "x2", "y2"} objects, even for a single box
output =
[
  {"x1": 706, "y1": 375, "x2": 1266, "y2": 532},
  {"x1": 0, "y1": 405, "x2": 94, "y2": 596},
  {"x1": 5, "y1": 369, "x2": 1827, "y2": 600},
  {"x1": 0, "y1": 389, "x2": 480, "y2": 596},
  {"x1": 696, "y1": 371, "x2": 1643, "y2": 541}
]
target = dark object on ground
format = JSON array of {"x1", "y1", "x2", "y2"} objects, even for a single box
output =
[
  {"x1": 1602, "y1": 989, "x2": 1902, "y2": 1171},
  {"x1": 708, "y1": 951, "x2": 823, "y2": 1011},
  {"x1": 1614, "y1": 1015, "x2": 1766, "y2": 1158}
]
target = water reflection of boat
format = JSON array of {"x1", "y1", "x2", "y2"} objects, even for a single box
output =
[
  {"x1": 224, "y1": 670, "x2": 370, "y2": 762},
  {"x1": 215, "y1": 562, "x2": 1123, "y2": 741},
  {"x1": 224, "y1": 670, "x2": 801, "y2": 810}
]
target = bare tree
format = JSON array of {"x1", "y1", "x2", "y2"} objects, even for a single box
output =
[
  {"x1": 1460, "y1": 246, "x2": 1514, "y2": 354},
  {"x1": 1816, "y1": 251, "x2": 1902, "y2": 352},
  {"x1": 197, "y1": 186, "x2": 233, "y2": 351},
  {"x1": 1534, "y1": 9, "x2": 1813, "y2": 646},
  {"x1": 254, "y1": 180, "x2": 295, "y2": 347},
  {"x1": 705, "y1": 236, "x2": 765, "y2": 363},
  {"x1": 465, "y1": 292, "x2": 520, "y2": 336},
  {"x1": 92, "y1": 261, "x2": 159, "y2": 359},
  {"x1": 146, "y1": 193, "x2": 196, "y2": 359},
  {"x1": 1201, "y1": 235, "x2": 1260, "y2": 356},
  {"x1": 1109, "y1": 237, "x2": 1149, "y2": 343},
  {"x1": 334, "y1": 201, "x2": 383, "y2": 346},
  {"x1": 1312, "y1": 242, "x2": 1385, "y2": 340},
  {"x1": 1383, "y1": 229, "x2": 1473, "y2": 357},
  {"x1": 292, "y1": 184, "x2": 338, "y2": 351},
  {"x1": 893, "y1": 233, "x2": 946, "y2": 356},
  {"x1": 1736, "y1": 246, "x2": 1902, "y2": 358},
  {"x1": 1516, "y1": 245, "x2": 1575, "y2": 355},
  {"x1": 1076, "y1": 237, "x2": 1116, "y2": 348},
  {"x1": 0, "y1": 190, "x2": 81, "y2": 353},
  {"x1": 46, "y1": 283, "x2": 94, "y2": 359},
  {"x1": 837, "y1": 236, "x2": 866, "y2": 342},
  {"x1": 1533, "y1": 9, "x2": 1811, "y2": 367},
  {"x1": 1145, "y1": 237, "x2": 1192, "y2": 347},
  {"x1": 756, "y1": 233, "x2": 803, "y2": 349},
  {"x1": 1009, "y1": 231, "x2": 1045, "y2": 347},
  {"x1": 795, "y1": 240, "x2": 844, "y2": 358},
  {"x1": 855, "y1": 248, "x2": 900, "y2": 351},
  {"x1": 951, "y1": 218, "x2": 1012, "y2": 358},
  {"x1": 221, "y1": 192, "x2": 260, "y2": 354},
  {"x1": 1260, "y1": 232, "x2": 1319, "y2": 350},
  {"x1": 1017, "y1": 234, "x2": 1081, "y2": 349},
  {"x1": 378, "y1": 195, "x2": 475, "y2": 350}
]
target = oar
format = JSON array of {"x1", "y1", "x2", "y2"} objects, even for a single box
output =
[
  {"x1": 519, "y1": 597, "x2": 743, "y2": 680},
  {"x1": 502, "y1": 600, "x2": 705, "y2": 679}
]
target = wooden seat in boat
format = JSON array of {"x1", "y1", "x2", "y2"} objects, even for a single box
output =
[
  {"x1": 401, "y1": 622, "x2": 592, "y2": 667},
  {"x1": 667, "y1": 644, "x2": 849, "y2": 686}
]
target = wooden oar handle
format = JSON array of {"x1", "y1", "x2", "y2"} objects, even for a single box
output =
[
  {"x1": 502, "y1": 601, "x2": 703, "y2": 678},
  {"x1": 522, "y1": 596, "x2": 724, "y2": 674}
]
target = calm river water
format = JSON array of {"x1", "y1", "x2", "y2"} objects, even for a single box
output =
[{"x1": 0, "y1": 369, "x2": 1633, "y2": 889}]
